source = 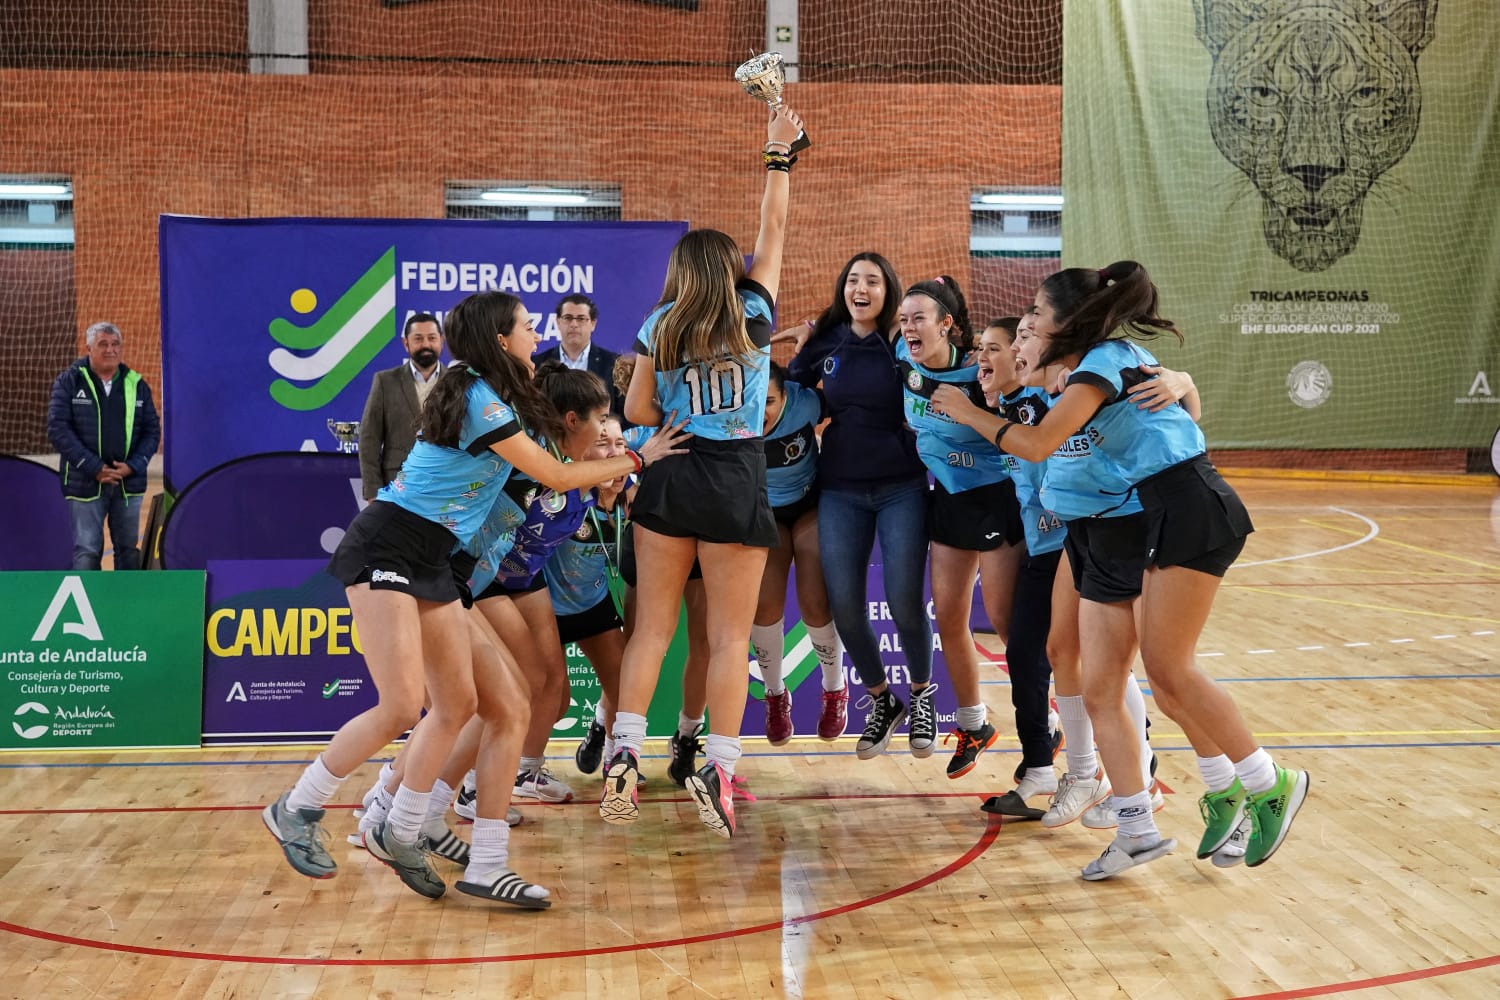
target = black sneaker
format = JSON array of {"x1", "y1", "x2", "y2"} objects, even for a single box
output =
[
  {"x1": 667, "y1": 725, "x2": 704, "y2": 788},
  {"x1": 908, "y1": 684, "x2": 938, "y2": 758},
  {"x1": 855, "y1": 690, "x2": 907, "y2": 760},
  {"x1": 575, "y1": 719, "x2": 606, "y2": 775},
  {"x1": 944, "y1": 722, "x2": 997, "y2": 778}
]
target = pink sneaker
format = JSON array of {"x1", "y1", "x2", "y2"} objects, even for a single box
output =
[
  {"x1": 765, "y1": 689, "x2": 794, "y2": 746},
  {"x1": 817, "y1": 686, "x2": 849, "y2": 741},
  {"x1": 686, "y1": 761, "x2": 736, "y2": 838}
]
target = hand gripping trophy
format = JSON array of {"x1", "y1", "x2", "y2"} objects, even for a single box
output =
[{"x1": 734, "y1": 51, "x2": 811, "y2": 153}]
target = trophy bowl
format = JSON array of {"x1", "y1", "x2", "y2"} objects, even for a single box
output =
[
  {"x1": 327, "y1": 419, "x2": 361, "y2": 454},
  {"x1": 735, "y1": 51, "x2": 811, "y2": 153}
]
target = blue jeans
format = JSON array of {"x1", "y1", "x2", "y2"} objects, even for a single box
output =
[
  {"x1": 817, "y1": 479, "x2": 932, "y2": 690},
  {"x1": 68, "y1": 486, "x2": 142, "y2": 570}
]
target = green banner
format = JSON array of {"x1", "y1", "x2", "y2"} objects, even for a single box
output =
[
  {"x1": 1, "y1": 571, "x2": 206, "y2": 750},
  {"x1": 1062, "y1": 1, "x2": 1500, "y2": 447}
]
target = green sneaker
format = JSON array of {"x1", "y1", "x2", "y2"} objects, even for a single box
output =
[
  {"x1": 1196, "y1": 779, "x2": 1248, "y2": 858},
  {"x1": 1244, "y1": 767, "x2": 1310, "y2": 867}
]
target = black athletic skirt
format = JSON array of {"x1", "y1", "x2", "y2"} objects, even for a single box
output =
[
  {"x1": 631, "y1": 437, "x2": 778, "y2": 548},
  {"x1": 325, "y1": 500, "x2": 461, "y2": 604},
  {"x1": 1063, "y1": 512, "x2": 1149, "y2": 604},
  {"x1": 1135, "y1": 454, "x2": 1253, "y2": 577}
]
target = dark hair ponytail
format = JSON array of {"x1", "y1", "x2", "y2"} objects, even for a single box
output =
[
  {"x1": 419, "y1": 291, "x2": 562, "y2": 447},
  {"x1": 534, "y1": 360, "x2": 610, "y2": 421},
  {"x1": 1037, "y1": 260, "x2": 1180, "y2": 367},
  {"x1": 904, "y1": 275, "x2": 974, "y2": 353}
]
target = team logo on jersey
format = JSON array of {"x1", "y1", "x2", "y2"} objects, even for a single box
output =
[
  {"x1": 266, "y1": 246, "x2": 396, "y2": 412},
  {"x1": 574, "y1": 519, "x2": 595, "y2": 541},
  {"x1": 783, "y1": 432, "x2": 809, "y2": 463},
  {"x1": 906, "y1": 369, "x2": 924, "y2": 391},
  {"x1": 1016, "y1": 400, "x2": 1039, "y2": 426},
  {"x1": 1286, "y1": 360, "x2": 1332, "y2": 408},
  {"x1": 822, "y1": 355, "x2": 839, "y2": 376},
  {"x1": 482, "y1": 402, "x2": 509, "y2": 423},
  {"x1": 538, "y1": 489, "x2": 568, "y2": 517}
]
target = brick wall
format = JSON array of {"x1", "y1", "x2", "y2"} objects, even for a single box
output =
[{"x1": 0, "y1": 68, "x2": 1061, "y2": 431}]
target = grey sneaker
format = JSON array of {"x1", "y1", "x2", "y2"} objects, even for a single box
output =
[
  {"x1": 364, "y1": 821, "x2": 446, "y2": 898},
  {"x1": 263, "y1": 792, "x2": 336, "y2": 879},
  {"x1": 1080, "y1": 834, "x2": 1176, "y2": 881}
]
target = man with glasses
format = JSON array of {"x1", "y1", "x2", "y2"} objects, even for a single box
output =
[
  {"x1": 533, "y1": 294, "x2": 626, "y2": 423},
  {"x1": 47, "y1": 321, "x2": 160, "y2": 569}
]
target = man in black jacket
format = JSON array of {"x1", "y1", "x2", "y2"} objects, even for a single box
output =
[
  {"x1": 532, "y1": 294, "x2": 626, "y2": 422},
  {"x1": 46, "y1": 321, "x2": 161, "y2": 569}
]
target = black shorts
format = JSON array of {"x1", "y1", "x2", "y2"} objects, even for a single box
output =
[
  {"x1": 1063, "y1": 512, "x2": 1149, "y2": 604},
  {"x1": 325, "y1": 500, "x2": 461, "y2": 604},
  {"x1": 772, "y1": 488, "x2": 819, "y2": 529},
  {"x1": 618, "y1": 526, "x2": 702, "y2": 589},
  {"x1": 1135, "y1": 455, "x2": 1253, "y2": 577},
  {"x1": 929, "y1": 478, "x2": 1023, "y2": 552},
  {"x1": 555, "y1": 594, "x2": 624, "y2": 644},
  {"x1": 631, "y1": 437, "x2": 778, "y2": 548},
  {"x1": 474, "y1": 571, "x2": 548, "y2": 603},
  {"x1": 450, "y1": 550, "x2": 478, "y2": 609}
]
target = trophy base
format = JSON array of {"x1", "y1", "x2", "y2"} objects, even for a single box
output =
[{"x1": 789, "y1": 128, "x2": 811, "y2": 155}]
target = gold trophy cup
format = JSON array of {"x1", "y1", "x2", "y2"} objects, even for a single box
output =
[{"x1": 735, "y1": 51, "x2": 811, "y2": 153}]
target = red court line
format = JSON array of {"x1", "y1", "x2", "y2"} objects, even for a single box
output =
[
  {"x1": 1231, "y1": 952, "x2": 1500, "y2": 999},
  {"x1": 0, "y1": 814, "x2": 1004, "y2": 966}
]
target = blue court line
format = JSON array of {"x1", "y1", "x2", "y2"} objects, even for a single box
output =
[{"x1": 4, "y1": 740, "x2": 1498, "y2": 769}]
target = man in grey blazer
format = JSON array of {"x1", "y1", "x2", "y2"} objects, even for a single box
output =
[
  {"x1": 531, "y1": 294, "x2": 626, "y2": 422},
  {"x1": 358, "y1": 313, "x2": 444, "y2": 501}
]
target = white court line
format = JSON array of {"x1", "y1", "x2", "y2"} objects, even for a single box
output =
[{"x1": 1233, "y1": 506, "x2": 1379, "y2": 568}]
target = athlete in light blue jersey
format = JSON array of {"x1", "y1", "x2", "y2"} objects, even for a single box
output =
[
  {"x1": 895, "y1": 277, "x2": 1023, "y2": 781},
  {"x1": 763, "y1": 376, "x2": 822, "y2": 507},
  {"x1": 273, "y1": 291, "x2": 682, "y2": 907},
  {"x1": 609, "y1": 102, "x2": 806, "y2": 839},
  {"x1": 894, "y1": 334, "x2": 1011, "y2": 494},
  {"x1": 953, "y1": 261, "x2": 1306, "y2": 881},
  {"x1": 999, "y1": 386, "x2": 1065, "y2": 557},
  {"x1": 750, "y1": 362, "x2": 845, "y2": 748},
  {"x1": 377, "y1": 379, "x2": 521, "y2": 546},
  {"x1": 1067, "y1": 338, "x2": 1207, "y2": 487},
  {"x1": 634, "y1": 279, "x2": 774, "y2": 441}
]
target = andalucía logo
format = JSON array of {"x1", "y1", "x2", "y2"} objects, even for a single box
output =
[{"x1": 267, "y1": 247, "x2": 397, "y2": 411}]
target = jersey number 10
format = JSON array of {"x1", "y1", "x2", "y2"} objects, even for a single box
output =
[{"x1": 684, "y1": 361, "x2": 746, "y2": 415}]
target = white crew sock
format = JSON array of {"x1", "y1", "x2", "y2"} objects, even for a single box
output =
[
  {"x1": 286, "y1": 754, "x2": 346, "y2": 813},
  {"x1": 1233, "y1": 748, "x2": 1278, "y2": 795},
  {"x1": 806, "y1": 620, "x2": 846, "y2": 691},
  {"x1": 1055, "y1": 695, "x2": 1098, "y2": 778},
  {"x1": 955, "y1": 704, "x2": 987, "y2": 732},
  {"x1": 1122, "y1": 672, "x2": 1153, "y2": 788},
  {"x1": 1197, "y1": 754, "x2": 1237, "y2": 793},
  {"x1": 751, "y1": 620, "x2": 786, "y2": 695},
  {"x1": 386, "y1": 784, "x2": 432, "y2": 844},
  {"x1": 704, "y1": 733, "x2": 742, "y2": 779},
  {"x1": 612, "y1": 712, "x2": 648, "y2": 757},
  {"x1": 676, "y1": 712, "x2": 704, "y2": 739}
]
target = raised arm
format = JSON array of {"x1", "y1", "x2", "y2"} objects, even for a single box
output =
[{"x1": 745, "y1": 106, "x2": 805, "y2": 303}]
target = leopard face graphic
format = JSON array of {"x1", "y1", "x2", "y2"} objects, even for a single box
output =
[{"x1": 1194, "y1": 0, "x2": 1438, "y2": 272}]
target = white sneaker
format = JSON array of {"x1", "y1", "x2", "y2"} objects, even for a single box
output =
[
  {"x1": 1210, "y1": 815, "x2": 1251, "y2": 868},
  {"x1": 452, "y1": 780, "x2": 478, "y2": 821},
  {"x1": 1041, "y1": 769, "x2": 1111, "y2": 829},
  {"x1": 1081, "y1": 784, "x2": 1165, "y2": 830},
  {"x1": 515, "y1": 766, "x2": 574, "y2": 803}
]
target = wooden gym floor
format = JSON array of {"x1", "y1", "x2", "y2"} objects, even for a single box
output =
[{"x1": 2, "y1": 475, "x2": 1498, "y2": 999}]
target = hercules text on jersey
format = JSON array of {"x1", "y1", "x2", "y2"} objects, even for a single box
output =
[
  {"x1": 377, "y1": 380, "x2": 523, "y2": 545},
  {"x1": 894, "y1": 338, "x2": 1011, "y2": 494},
  {"x1": 634, "y1": 278, "x2": 775, "y2": 441},
  {"x1": 765, "y1": 382, "x2": 823, "y2": 507}
]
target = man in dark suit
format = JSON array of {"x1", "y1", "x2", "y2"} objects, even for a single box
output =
[
  {"x1": 358, "y1": 312, "x2": 444, "y2": 501},
  {"x1": 531, "y1": 294, "x2": 626, "y2": 422}
]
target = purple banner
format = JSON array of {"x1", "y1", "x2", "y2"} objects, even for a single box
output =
[
  {"x1": 203, "y1": 559, "x2": 375, "y2": 745},
  {"x1": 160, "y1": 216, "x2": 688, "y2": 490},
  {"x1": 162, "y1": 453, "x2": 363, "y2": 569},
  {"x1": 1, "y1": 455, "x2": 73, "y2": 571}
]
